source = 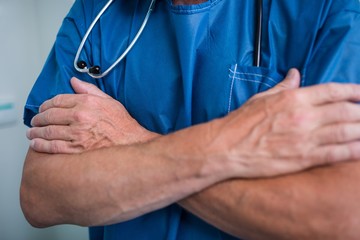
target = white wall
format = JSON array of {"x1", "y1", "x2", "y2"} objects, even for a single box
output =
[{"x1": 0, "y1": 0, "x2": 87, "y2": 239}]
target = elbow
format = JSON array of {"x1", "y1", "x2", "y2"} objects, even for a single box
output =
[
  {"x1": 20, "y1": 182, "x2": 53, "y2": 228},
  {"x1": 20, "y1": 149, "x2": 64, "y2": 228},
  {"x1": 20, "y1": 184, "x2": 46, "y2": 228}
]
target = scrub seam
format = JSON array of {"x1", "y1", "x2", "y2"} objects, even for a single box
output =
[
  {"x1": 25, "y1": 104, "x2": 40, "y2": 108},
  {"x1": 166, "y1": 0, "x2": 223, "y2": 14},
  {"x1": 228, "y1": 64, "x2": 237, "y2": 113},
  {"x1": 229, "y1": 69, "x2": 278, "y2": 85},
  {"x1": 229, "y1": 75, "x2": 273, "y2": 88},
  {"x1": 228, "y1": 65, "x2": 278, "y2": 113}
]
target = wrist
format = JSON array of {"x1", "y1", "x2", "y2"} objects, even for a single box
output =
[
  {"x1": 200, "y1": 118, "x2": 242, "y2": 179},
  {"x1": 167, "y1": 119, "x2": 239, "y2": 183}
]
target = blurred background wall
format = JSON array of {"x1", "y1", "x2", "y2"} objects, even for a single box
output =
[{"x1": 0, "y1": 0, "x2": 87, "y2": 239}]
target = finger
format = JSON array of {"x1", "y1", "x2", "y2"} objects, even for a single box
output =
[
  {"x1": 261, "y1": 68, "x2": 301, "y2": 97},
  {"x1": 315, "y1": 102, "x2": 360, "y2": 125},
  {"x1": 40, "y1": 94, "x2": 79, "y2": 113},
  {"x1": 310, "y1": 141, "x2": 360, "y2": 165},
  {"x1": 298, "y1": 83, "x2": 360, "y2": 105},
  {"x1": 30, "y1": 138, "x2": 81, "y2": 154},
  {"x1": 313, "y1": 123, "x2": 360, "y2": 145},
  {"x1": 71, "y1": 77, "x2": 109, "y2": 98},
  {"x1": 26, "y1": 126, "x2": 73, "y2": 141},
  {"x1": 31, "y1": 108, "x2": 75, "y2": 127}
]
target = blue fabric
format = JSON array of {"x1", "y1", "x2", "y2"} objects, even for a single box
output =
[{"x1": 24, "y1": 0, "x2": 360, "y2": 239}]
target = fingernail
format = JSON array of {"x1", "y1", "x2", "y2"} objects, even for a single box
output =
[
  {"x1": 26, "y1": 129, "x2": 31, "y2": 139},
  {"x1": 72, "y1": 77, "x2": 81, "y2": 83},
  {"x1": 286, "y1": 69, "x2": 296, "y2": 78},
  {"x1": 29, "y1": 140, "x2": 35, "y2": 149}
]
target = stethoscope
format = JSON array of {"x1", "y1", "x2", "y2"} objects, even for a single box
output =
[{"x1": 74, "y1": 0, "x2": 263, "y2": 79}]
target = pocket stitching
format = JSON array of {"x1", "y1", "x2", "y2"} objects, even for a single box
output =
[
  {"x1": 228, "y1": 64, "x2": 281, "y2": 113},
  {"x1": 229, "y1": 68, "x2": 278, "y2": 85},
  {"x1": 227, "y1": 64, "x2": 238, "y2": 113}
]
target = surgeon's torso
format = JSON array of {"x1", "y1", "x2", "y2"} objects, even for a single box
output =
[
  {"x1": 25, "y1": 0, "x2": 360, "y2": 239},
  {"x1": 93, "y1": 0, "x2": 327, "y2": 134},
  {"x1": 86, "y1": 1, "x2": 327, "y2": 239}
]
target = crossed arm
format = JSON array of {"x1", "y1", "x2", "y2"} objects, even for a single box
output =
[
  {"x1": 21, "y1": 70, "x2": 360, "y2": 239},
  {"x1": 180, "y1": 162, "x2": 360, "y2": 239}
]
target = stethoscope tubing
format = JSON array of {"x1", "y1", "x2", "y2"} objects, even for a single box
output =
[
  {"x1": 254, "y1": 0, "x2": 263, "y2": 67},
  {"x1": 73, "y1": 0, "x2": 114, "y2": 77},
  {"x1": 74, "y1": 0, "x2": 263, "y2": 79},
  {"x1": 74, "y1": 0, "x2": 157, "y2": 79}
]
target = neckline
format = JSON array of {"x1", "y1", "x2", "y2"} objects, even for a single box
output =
[{"x1": 165, "y1": 0, "x2": 222, "y2": 14}]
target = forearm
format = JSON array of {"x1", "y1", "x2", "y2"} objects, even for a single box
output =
[
  {"x1": 20, "y1": 121, "x2": 234, "y2": 228},
  {"x1": 24, "y1": 75, "x2": 360, "y2": 231},
  {"x1": 180, "y1": 161, "x2": 360, "y2": 239}
]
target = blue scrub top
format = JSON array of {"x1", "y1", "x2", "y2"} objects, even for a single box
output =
[{"x1": 24, "y1": 0, "x2": 360, "y2": 239}]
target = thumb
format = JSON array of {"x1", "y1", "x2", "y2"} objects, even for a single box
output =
[
  {"x1": 70, "y1": 77, "x2": 109, "y2": 98},
  {"x1": 268, "y1": 68, "x2": 301, "y2": 94},
  {"x1": 252, "y1": 69, "x2": 301, "y2": 100}
]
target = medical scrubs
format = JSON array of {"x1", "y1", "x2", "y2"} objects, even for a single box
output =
[{"x1": 24, "y1": 0, "x2": 360, "y2": 239}]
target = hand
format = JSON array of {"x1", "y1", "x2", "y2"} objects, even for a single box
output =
[
  {"x1": 27, "y1": 77, "x2": 158, "y2": 153},
  {"x1": 207, "y1": 69, "x2": 360, "y2": 178}
]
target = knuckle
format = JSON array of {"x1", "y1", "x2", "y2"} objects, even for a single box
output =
[
  {"x1": 334, "y1": 125, "x2": 348, "y2": 142},
  {"x1": 278, "y1": 89, "x2": 293, "y2": 101},
  {"x1": 72, "y1": 131, "x2": 88, "y2": 147},
  {"x1": 39, "y1": 101, "x2": 48, "y2": 112},
  {"x1": 81, "y1": 95, "x2": 95, "y2": 105},
  {"x1": 43, "y1": 127, "x2": 53, "y2": 139},
  {"x1": 52, "y1": 95, "x2": 64, "y2": 107},
  {"x1": 278, "y1": 89, "x2": 303, "y2": 106},
  {"x1": 325, "y1": 83, "x2": 342, "y2": 99},
  {"x1": 50, "y1": 141, "x2": 62, "y2": 154},
  {"x1": 337, "y1": 102, "x2": 353, "y2": 119},
  {"x1": 73, "y1": 139, "x2": 88, "y2": 152},
  {"x1": 349, "y1": 143, "x2": 360, "y2": 160},
  {"x1": 299, "y1": 155, "x2": 312, "y2": 168},
  {"x1": 290, "y1": 90, "x2": 306, "y2": 104},
  {"x1": 286, "y1": 109, "x2": 310, "y2": 128},
  {"x1": 43, "y1": 111, "x2": 53, "y2": 124},
  {"x1": 73, "y1": 110, "x2": 89, "y2": 123},
  {"x1": 271, "y1": 109, "x2": 312, "y2": 133},
  {"x1": 324, "y1": 147, "x2": 342, "y2": 163}
]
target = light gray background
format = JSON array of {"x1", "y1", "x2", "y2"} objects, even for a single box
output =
[{"x1": 0, "y1": 0, "x2": 88, "y2": 239}]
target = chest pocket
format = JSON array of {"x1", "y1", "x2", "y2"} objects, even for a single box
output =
[{"x1": 227, "y1": 64, "x2": 284, "y2": 113}]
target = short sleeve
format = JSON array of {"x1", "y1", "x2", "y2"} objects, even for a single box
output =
[
  {"x1": 23, "y1": 0, "x2": 100, "y2": 127},
  {"x1": 303, "y1": 0, "x2": 360, "y2": 86}
]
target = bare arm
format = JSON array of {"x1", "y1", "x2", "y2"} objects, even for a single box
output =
[
  {"x1": 23, "y1": 72, "x2": 360, "y2": 235},
  {"x1": 21, "y1": 122, "x2": 235, "y2": 228},
  {"x1": 180, "y1": 161, "x2": 360, "y2": 239}
]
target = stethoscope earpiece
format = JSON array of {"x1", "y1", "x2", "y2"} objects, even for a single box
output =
[
  {"x1": 89, "y1": 66, "x2": 101, "y2": 75},
  {"x1": 74, "y1": 0, "x2": 262, "y2": 78},
  {"x1": 76, "y1": 61, "x2": 87, "y2": 69}
]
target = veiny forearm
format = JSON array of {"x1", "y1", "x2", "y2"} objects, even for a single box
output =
[
  {"x1": 20, "y1": 123, "x2": 234, "y2": 228},
  {"x1": 180, "y1": 161, "x2": 360, "y2": 239}
]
